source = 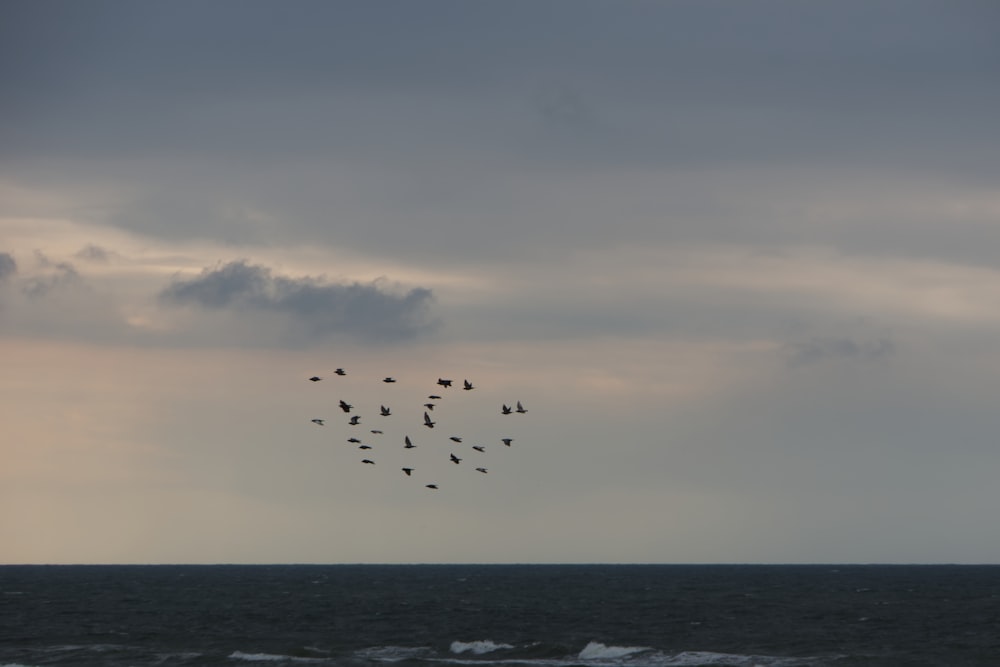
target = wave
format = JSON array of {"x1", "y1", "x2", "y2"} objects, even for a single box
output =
[
  {"x1": 228, "y1": 651, "x2": 328, "y2": 663},
  {"x1": 450, "y1": 640, "x2": 516, "y2": 655},
  {"x1": 578, "y1": 642, "x2": 652, "y2": 660}
]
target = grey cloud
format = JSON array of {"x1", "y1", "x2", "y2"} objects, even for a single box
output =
[
  {"x1": 0, "y1": 252, "x2": 16, "y2": 282},
  {"x1": 21, "y1": 256, "x2": 81, "y2": 299},
  {"x1": 782, "y1": 336, "x2": 896, "y2": 368},
  {"x1": 74, "y1": 244, "x2": 115, "y2": 263},
  {"x1": 159, "y1": 261, "x2": 437, "y2": 344}
]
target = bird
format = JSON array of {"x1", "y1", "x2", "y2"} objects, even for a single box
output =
[
  {"x1": 359, "y1": 445, "x2": 372, "y2": 450},
  {"x1": 450, "y1": 453, "x2": 462, "y2": 464},
  {"x1": 423, "y1": 412, "x2": 435, "y2": 428},
  {"x1": 380, "y1": 405, "x2": 391, "y2": 416},
  {"x1": 349, "y1": 415, "x2": 361, "y2": 425},
  {"x1": 362, "y1": 459, "x2": 375, "y2": 465},
  {"x1": 516, "y1": 401, "x2": 527, "y2": 414},
  {"x1": 437, "y1": 378, "x2": 453, "y2": 388},
  {"x1": 472, "y1": 445, "x2": 485, "y2": 453},
  {"x1": 423, "y1": 403, "x2": 435, "y2": 410},
  {"x1": 311, "y1": 419, "x2": 325, "y2": 426},
  {"x1": 404, "y1": 435, "x2": 415, "y2": 448},
  {"x1": 425, "y1": 484, "x2": 438, "y2": 489},
  {"x1": 501, "y1": 438, "x2": 512, "y2": 447},
  {"x1": 402, "y1": 468, "x2": 414, "y2": 476},
  {"x1": 383, "y1": 377, "x2": 396, "y2": 383},
  {"x1": 347, "y1": 437, "x2": 361, "y2": 443},
  {"x1": 463, "y1": 379, "x2": 474, "y2": 390},
  {"x1": 475, "y1": 467, "x2": 488, "y2": 474},
  {"x1": 338, "y1": 400, "x2": 352, "y2": 413},
  {"x1": 309, "y1": 376, "x2": 322, "y2": 382},
  {"x1": 370, "y1": 429, "x2": 383, "y2": 434},
  {"x1": 428, "y1": 395, "x2": 442, "y2": 400},
  {"x1": 449, "y1": 436, "x2": 462, "y2": 443},
  {"x1": 501, "y1": 404, "x2": 512, "y2": 415},
  {"x1": 335, "y1": 368, "x2": 346, "y2": 376}
]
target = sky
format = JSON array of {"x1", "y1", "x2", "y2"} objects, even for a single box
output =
[{"x1": 2, "y1": 0, "x2": 1000, "y2": 564}]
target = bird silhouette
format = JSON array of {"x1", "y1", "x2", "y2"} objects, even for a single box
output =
[
  {"x1": 475, "y1": 467, "x2": 488, "y2": 474},
  {"x1": 502, "y1": 438, "x2": 513, "y2": 447},
  {"x1": 423, "y1": 412, "x2": 435, "y2": 428},
  {"x1": 383, "y1": 377, "x2": 396, "y2": 383},
  {"x1": 339, "y1": 400, "x2": 352, "y2": 413},
  {"x1": 516, "y1": 401, "x2": 527, "y2": 413},
  {"x1": 450, "y1": 453, "x2": 462, "y2": 464},
  {"x1": 402, "y1": 468, "x2": 414, "y2": 476},
  {"x1": 380, "y1": 405, "x2": 391, "y2": 416},
  {"x1": 362, "y1": 459, "x2": 375, "y2": 465},
  {"x1": 309, "y1": 376, "x2": 322, "y2": 382},
  {"x1": 472, "y1": 445, "x2": 485, "y2": 453},
  {"x1": 349, "y1": 415, "x2": 361, "y2": 425},
  {"x1": 437, "y1": 378, "x2": 453, "y2": 388},
  {"x1": 449, "y1": 436, "x2": 462, "y2": 443},
  {"x1": 404, "y1": 435, "x2": 415, "y2": 448},
  {"x1": 335, "y1": 368, "x2": 346, "y2": 376},
  {"x1": 501, "y1": 404, "x2": 512, "y2": 414},
  {"x1": 463, "y1": 379, "x2": 474, "y2": 390},
  {"x1": 311, "y1": 419, "x2": 325, "y2": 425}
]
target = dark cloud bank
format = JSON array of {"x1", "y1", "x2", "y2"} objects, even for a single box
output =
[{"x1": 160, "y1": 261, "x2": 437, "y2": 344}]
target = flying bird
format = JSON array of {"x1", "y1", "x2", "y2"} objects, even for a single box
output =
[
  {"x1": 449, "y1": 436, "x2": 462, "y2": 443},
  {"x1": 450, "y1": 453, "x2": 462, "y2": 464},
  {"x1": 359, "y1": 445, "x2": 372, "y2": 450},
  {"x1": 380, "y1": 405, "x2": 391, "y2": 416},
  {"x1": 501, "y1": 438, "x2": 513, "y2": 447},
  {"x1": 501, "y1": 404, "x2": 512, "y2": 415},
  {"x1": 472, "y1": 445, "x2": 485, "y2": 453},
  {"x1": 309, "y1": 376, "x2": 322, "y2": 382},
  {"x1": 311, "y1": 419, "x2": 325, "y2": 426},
  {"x1": 423, "y1": 412, "x2": 435, "y2": 428},
  {"x1": 349, "y1": 415, "x2": 361, "y2": 425},
  {"x1": 339, "y1": 400, "x2": 352, "y2": 413},
  {"x1": 425, "y1": 484, "x2": 438, "y2": 489},
  {"x1": 516, "y1": 401, "x2": 527, "y2": 414},
  {"x1": 428, "y1": 395, "x2": 442, "y2": 400},
  {"x1": 423, "y1": 403, "x2": 435, "y2": 410},
  {"x1": 347, "y1": 437, "x2": 361, "y2": 443},
  {"x1": 402, "y1": 468, "x2": 414, "y2": 476},
  {"x1": 404, "y1": 435, "x2": 415, "y2": 448},
  {"x1": 463, "y1": 379, "x2": 474, "y2": 390},
  {"x1": 437, "y1": 378, "x2": 453, "y2": 388},
  {"x1": 362, "y1": 459, "x2": 375, "y2": 465},
  {"x1": 370, "y1": 429, "x2": 383, "y2": 434},
  {"x1": 475, "y1": 467, "x2": 488, "y2": 474},
  {"x1": 335, "y1": 368, "x2": 346, "y2": 376},
  {"x1": 383, "y1": 377, "x2": 396, "y2": 383}
]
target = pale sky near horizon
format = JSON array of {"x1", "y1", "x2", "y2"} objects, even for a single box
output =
[{"x1": 3, "y1": 0, "x2": 1000, "y2": 564}]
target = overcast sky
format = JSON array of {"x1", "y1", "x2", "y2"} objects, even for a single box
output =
[{"x1": 3, "y1": 0, "x2": 1000, "y2": 564}]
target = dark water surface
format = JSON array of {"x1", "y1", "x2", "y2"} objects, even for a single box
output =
[{"x1": 2, "y1": 565, "x2": 998, "y2": 666}]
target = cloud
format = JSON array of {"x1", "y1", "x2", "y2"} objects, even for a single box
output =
[
  {"x1": 0, "y1": 252, "x2": 15, "y2": 282},
  {"x1": 782, "y1": 335, "x2": 895, "y2": 367},
  {"x1": 159, "y1": 260, "x2": 437, "y2": 344},
  {"x1": 74, "y1": 244, "x2": 115, "y2": 263},
  {"x1": 21, "y1": 253, "x2": 82, "y2": 299}
]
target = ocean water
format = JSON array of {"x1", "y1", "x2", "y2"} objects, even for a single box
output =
[{"x1": 1, "y1": 564, "x2": 998, "y2": 667}]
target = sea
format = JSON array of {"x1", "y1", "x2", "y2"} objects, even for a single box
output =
[{"x1": 2, "y1": 565, "x2": 998, "y2": 667}]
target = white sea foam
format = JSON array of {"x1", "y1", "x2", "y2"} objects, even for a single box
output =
[
  {"x1": 450, "y1": 640, "x2": 515, "y2": 655},
  {"x1": 578, "y1": 642, "x2": 652, "y2": 660},
  {"x1": 228, "y1": 651, "x2": 326, "y2": 663},
  {"x1": 356, "y1": 645, "x2": 433, "y2": 661},
  {"x1": 653, "y1": 651, "x2": 815, "y2": 666}
]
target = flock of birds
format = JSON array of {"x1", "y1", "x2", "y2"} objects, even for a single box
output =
[{"x1": 307, "y1": 369, "x2": 529, "y2": 490}]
